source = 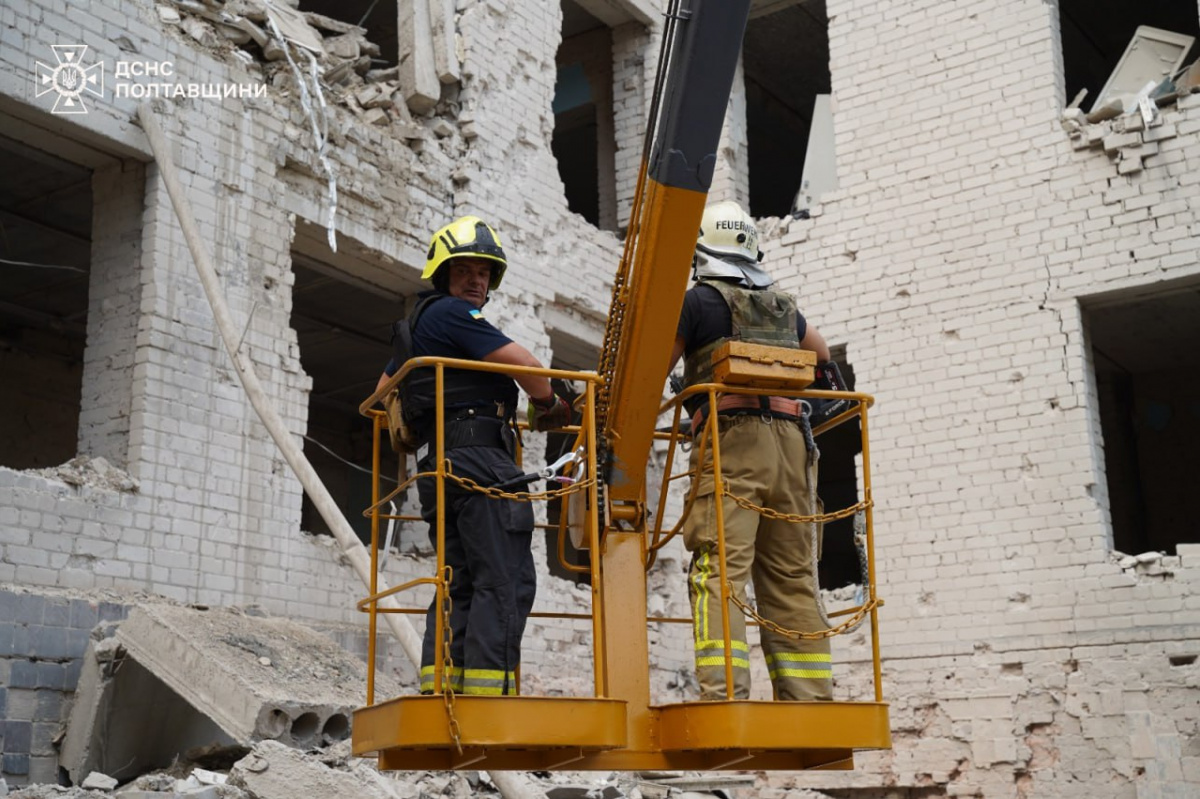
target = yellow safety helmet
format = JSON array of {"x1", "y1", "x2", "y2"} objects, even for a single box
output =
[
  {"x1": 422, "y1": 216, "x2": 508, "y2": 290},
  {"x1": 697, "y1": 200, "x2": 761, "y2": 264}
]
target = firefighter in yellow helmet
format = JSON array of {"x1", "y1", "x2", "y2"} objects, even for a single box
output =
[
  {"x1": 667, "y1": 200, "x2": 835, "y2": 701},
  {"x1": 375, "y1": 215, "x2": 570, "y2": 696}
]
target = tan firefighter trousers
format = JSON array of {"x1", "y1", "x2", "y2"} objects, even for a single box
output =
[{"x1": 682, "y1": 413, "x2": 832, "y2": 701}]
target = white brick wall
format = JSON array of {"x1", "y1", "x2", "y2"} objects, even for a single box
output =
[
  {"x1": 752, "y1": 0, "x2": 1200, "y2": 794},
  {"x1": 2, "y1": 0, "x2": 1199, "y2": 794}
]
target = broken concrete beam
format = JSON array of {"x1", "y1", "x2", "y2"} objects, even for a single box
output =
[
  {"x1": 112, "y1": 604, "x2": 397, "y2": 750},
  {"x1": 398, "y1": 0, "x2": 440, "y2": 113},
  {"x1": 60, "y1": 633, "x2": 238, "y2": 786},
  {"x1": 229, "y1": 741, "x2": 400, "y2": 799},
  {"x1": 430, "y1": 0, "x2": 460, "y2": 84}
]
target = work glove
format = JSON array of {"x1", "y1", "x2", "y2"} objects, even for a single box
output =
[{"x1": 526, "y1": 393, "x2": 573, "y2": 432}]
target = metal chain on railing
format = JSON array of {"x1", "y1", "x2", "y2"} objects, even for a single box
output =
[
  {"x1": 438, "y1": 564, "x2": 463, "y2": 754},
  {"x1": 721, "y1": 490, "x2": 872, "y2": 524},
  {"x1": 729, "y1": 590, "x2": 880, "y2": 641},
  {"x1": 721, "y1": 492, "x2": 878, "y2": 639},
  {"x1": 443, "y1": 468, "x2": 597, "y2": 502}
]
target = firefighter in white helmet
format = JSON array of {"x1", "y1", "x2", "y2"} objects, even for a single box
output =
[
  {"x1": 375, "y1": 215, "x2": 570, "y2": 696},
  {"x1": 668, "y1": 200, "x2": 834, "y2": 701}
]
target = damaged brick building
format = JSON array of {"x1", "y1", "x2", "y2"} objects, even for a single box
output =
[{"x1": 1, "y1": 0, "x2": 1198, "y2": 796}]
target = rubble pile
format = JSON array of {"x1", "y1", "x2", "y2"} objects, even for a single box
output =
[
  {"x1": 6, "y1": 748, "x2": 750, "y2": 799},
  {"x1": 158, "y1": 0, "x2": 443, "y2": 132},
  {"x1": 31, "y1": 456, "x2": 140, "y2": 493},
  {"x1": 1061, "y1": 56, "x2": 1200, "y2": 175}
]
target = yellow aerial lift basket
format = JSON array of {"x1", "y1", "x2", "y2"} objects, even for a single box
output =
[{"x1": 351, "y1": 356, "x2": 888, "y2": 772}]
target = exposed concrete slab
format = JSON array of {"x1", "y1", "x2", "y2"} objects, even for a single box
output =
[
  {"x1": 60, "y1": 633, "x2": 240, "y2": 786},
  {"x1": 60, "y1": 604, "x2": 399, "y2": 787},
  {"x1": 114, "y1": 605, "x2": 395, "y2": 747}
]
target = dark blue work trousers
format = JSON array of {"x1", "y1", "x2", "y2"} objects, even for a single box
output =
[{"x1": 417, "y1": 444, "x2": 536, "y2": 695}]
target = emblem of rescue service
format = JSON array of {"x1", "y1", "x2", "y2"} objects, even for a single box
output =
[{"x1": 34, "y1": 45, "x2": 104, "y2": 114}]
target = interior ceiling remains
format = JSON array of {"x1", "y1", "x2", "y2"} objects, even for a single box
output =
[
  {"x1": 291, "y1": 258, "x2": 401, "y2": 414},
  {"x1": 1059, "y1": 0, "x2": 1199, "y2": 105},
  {"x1": 0, "y1": 134, "x2": 92, "y2": 350},
  {"x1": 743, "y1": 0, "x2": 829, "y2": 218},
  {"x1": 1087, "y1": 282, "x2": 1200, "y2": 375},
  {"x1": 743, "y1": 0, "x2": 828, "y2": 109},
  {"x1": 562, "y1": 0, "x2": 605, "y2": 39}
]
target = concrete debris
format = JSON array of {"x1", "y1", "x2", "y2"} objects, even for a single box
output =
[
  {"x1": 361, "y1": 108, "x2": 391, "y2": 127},
  {"x1": 8, "y1": 748, "x2": 767, "y2": 799},
  {"x1": 80, "y1": 775, "x2": 117, "y2": 791},
  {"x1": 634, "y1": 774, "x2": 752, "y2": 798},
  {"x1": 32, "y1": 455, "x2": 139, "y2": 493},
  {"x1": 1113, "y1": 549, "x2": 1177, "y2": 580},
  {"x1": 229, "y1": 741, "x2": 409, "y2": 799},
  {"x1": 545, "y1": 786, "x2": 622, "y2": 799},
  {"x1": 354, "y1": 84, "x2": 394, "y2": 110}
]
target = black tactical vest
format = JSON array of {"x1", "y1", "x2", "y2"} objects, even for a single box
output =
[{"x1": 392, "y1": 294, "x2": 518, "y2": 431}]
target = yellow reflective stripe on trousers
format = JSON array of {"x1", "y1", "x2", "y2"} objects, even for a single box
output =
[
  {"x1": 691, "y1": 548, "x2": 713, "y2": 642},
  {"x1": 462, "y1": 668, "x2": 516, "y2": 696},
  {"x1": 765, "y1": 652, "x2": 832, "y2": 680},
  {"x1": 694, "y1": 638, "x2": 749, "y2": 669},
  {"x1": 419, "y1": 665, "x2": 464, "y2": 692}
]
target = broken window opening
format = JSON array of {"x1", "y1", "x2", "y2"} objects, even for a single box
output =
[
  {"x1": 553, "y1": 0, "x2": 618, "y2": 230},
  {"x1": 1084, "y1": 283, "x2": 1200, "y2": 557},
  {"x1": 290, "y1": 255, "x2": 402, "y2": 543},
  {"x1": 0, "y1": 134, "x2": 92, "y2": 470},
  {"x1": 815, "y1": 345, "x2": 862, "y2": 590},
  {"x1": 744, "y1": 0, "x2": 831, "y2": 218},
  {"x1": 295, "y1": 0, "x2": 397, "y2": 69},
  {"x1": 1058, "y1": 1, "x2": 1199, "y2": 112}
]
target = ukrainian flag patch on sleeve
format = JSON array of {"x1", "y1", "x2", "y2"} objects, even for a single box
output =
[{"x1": 469, "y1": 309, "x2": 485, "y2": 320}]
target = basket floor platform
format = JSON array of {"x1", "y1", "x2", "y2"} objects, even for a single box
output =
[{"x1": 353, "y1": 695, "x2": 891, "y2": 771}]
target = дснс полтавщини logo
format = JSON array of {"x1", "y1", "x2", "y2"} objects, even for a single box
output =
[{"x1": 34, "y1": 44, "x2": 104, "y2": 114}]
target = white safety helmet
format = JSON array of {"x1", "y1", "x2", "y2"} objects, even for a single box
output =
[{"x1": 694, "y1": 201, "x2": 772, "y2": 288}]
